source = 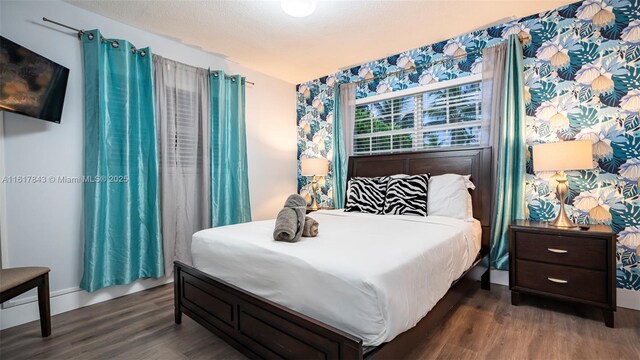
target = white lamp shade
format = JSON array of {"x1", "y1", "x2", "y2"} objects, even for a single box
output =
[
  {"x1": 533, "y1": 140, "x2": 593, "y2": 172},
  {"x1": 301, "y1": 158, "x2": 328, "y2": 176}
]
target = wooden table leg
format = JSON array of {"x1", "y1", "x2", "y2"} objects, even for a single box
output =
[
  {"x1": 603, "y1": 309, "x2": 614, "y2": 328},
  {"x1": 511, "y1": 291, "x2": 520, "y2": 306},
  {"x1": 37, "y1": 273, "x2": 51, "y2": 337}
]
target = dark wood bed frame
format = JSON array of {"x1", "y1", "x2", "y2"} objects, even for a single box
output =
[{"x1": 174, "y1": 146, "x2": 493, "y2": 360}]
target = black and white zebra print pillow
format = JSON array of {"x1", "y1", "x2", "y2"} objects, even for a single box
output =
[
  {"x1": 383, "y1": 174, "x2": 429, "y2": 216},
  {"x1": 345, "y1": 177, "x2": 389, "y2": 214}
]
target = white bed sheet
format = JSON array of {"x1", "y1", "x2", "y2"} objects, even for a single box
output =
[{"x1": 191, "y1": 210, "x2": 482, "y2": 346}]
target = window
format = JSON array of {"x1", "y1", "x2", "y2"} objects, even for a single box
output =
[
  {"x1": 163, "y1": 87, "x2": 203, "y2": 173},
  {"x1": 353, "y1": 76, "x2": 482, "y2": 155}
]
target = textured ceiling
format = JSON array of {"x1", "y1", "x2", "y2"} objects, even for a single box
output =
[{"x1": 66, "y1": 0, "x2": 576, "y2": 84}]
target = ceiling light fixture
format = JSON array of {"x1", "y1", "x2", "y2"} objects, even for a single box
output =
[{"x1": 281, "y1": 0, "x2": 316, "y2": 17}]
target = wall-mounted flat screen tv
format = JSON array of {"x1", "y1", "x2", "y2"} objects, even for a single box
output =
[{"x1": 0, "y1": 36, "x2": 69, "y2": 124}]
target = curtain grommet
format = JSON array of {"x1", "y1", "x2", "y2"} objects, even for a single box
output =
[
  {"x1": 87, "y1": 32, "x2": 94, "y2": 41},
  {"x1": 111, "y1": 41, "x2": 119, "y2": 48},
  {"x1": 140, "y1": 50, "x2": 146, "y2": 57}
]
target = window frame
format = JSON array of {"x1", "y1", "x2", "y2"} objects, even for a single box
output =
[{"x1": 353, "y1": 74, "x2": 482, "y2": 155}]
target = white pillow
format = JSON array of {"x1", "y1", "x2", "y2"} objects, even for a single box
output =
[{"x1": 428, "y1": 174, "x2": 474, "y2": 221}]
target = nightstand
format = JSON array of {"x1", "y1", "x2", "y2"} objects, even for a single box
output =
[
  {"x1": 509, "y1": 220, "x2": 616, "y2": 327},
  {"x1": 306, "y1": 207, "x2": 334, "y2": 214}
]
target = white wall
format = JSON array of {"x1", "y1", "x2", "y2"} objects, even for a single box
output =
[{"x1": 0, "y1": 0, "x2": 297, "y2": 329}]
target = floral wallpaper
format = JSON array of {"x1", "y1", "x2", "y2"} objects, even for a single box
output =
[{"x1": 296, "y1": 0, "x2": 640, "y2": 291}]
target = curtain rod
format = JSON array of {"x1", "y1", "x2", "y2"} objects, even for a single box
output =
[
  {"x1": 42, "y1": 17, "x2": 255, "y2": 86},
  {"x1": 351, "y1": 35, "x2": 527, "y2": 86}
]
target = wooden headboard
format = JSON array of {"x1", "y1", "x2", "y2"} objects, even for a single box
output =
[{"x1": 346, "y1": 146, "x2": 492, "y2": 257}]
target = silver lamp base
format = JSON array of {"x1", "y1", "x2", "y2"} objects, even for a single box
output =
[{"x1": 549, "y1": 171, "x2": 577, "y2": 228}]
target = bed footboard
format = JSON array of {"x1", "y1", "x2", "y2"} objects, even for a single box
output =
[{"x1": 174, "y1": 261, "x2": 363, "y2": 360}]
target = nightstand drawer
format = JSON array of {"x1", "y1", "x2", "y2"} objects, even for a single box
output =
[
  {"x1": 515, "y1": 260, "x2": 607, "y2": 304},
  {"x1": 515, "y1": 232, "x2": 606, "y2": 270}
]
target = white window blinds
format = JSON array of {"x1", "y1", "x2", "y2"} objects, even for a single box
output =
[
  {"x1": 353, "y1": 78, "x2": 482, "y2": 155},
  {"x1": 164, "y1": 87, "x2": 202, "y2": 172}
]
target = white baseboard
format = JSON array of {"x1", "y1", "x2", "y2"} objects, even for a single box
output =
[
  {"x1": 617, "y1": 288, "x2": 640, "y2": 311},
  {"x1": 2, "y1": 286, "x2": 82, "y2": 308},
  {"x1": 490, "y1": 269, "x2": 509, "y2": 286},
  {"x1": 0, "y1": 276, "x2": 172, "y2": 330},
  {"x1": 489, "y1": 270, "x2": 640, "y2": 311}
]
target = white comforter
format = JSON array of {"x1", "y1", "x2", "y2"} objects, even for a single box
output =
[{"x1": 191, "y1": 210, "x2": 481, "y2": 346}]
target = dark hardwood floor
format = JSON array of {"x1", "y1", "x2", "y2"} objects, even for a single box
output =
[{"x1": 1, "y1": 284, "x2": 638, "y2": 360}]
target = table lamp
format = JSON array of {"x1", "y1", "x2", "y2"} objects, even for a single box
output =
[
  {"x1": 532, "y1": 140, "x2": 593, "y2": 228},
  {"x1": 301, "y1": 158, "x2": 329, "y2": 211}
]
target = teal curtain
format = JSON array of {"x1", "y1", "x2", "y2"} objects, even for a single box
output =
[
  {"x1": 332, "y1": 85, "x2": 347, "y2": 208},
  {"x1": 80, "y1": 30, "x2": 164, "y2": 292},
  {"x1": 490, "y1": 34, "x2": 527, "y2": 270},
  {"x1": 210, "y1": 71, "x2": 251, "y2": 227}
]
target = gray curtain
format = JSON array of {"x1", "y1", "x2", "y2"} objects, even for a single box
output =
[
  {"x1": 481, "y1": 42, "x2": 508, "y2": 150},
  {"x1": 481, "y1": 42, "x2": 508, "y2": 206},
  {"x1": 340, "y1": 83, "x2": 356, "y2": 157},
  {"x1": 153, "y1": 55, "x2": 210, "y2": 275}
]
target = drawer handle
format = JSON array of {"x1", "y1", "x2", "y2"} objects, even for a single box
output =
[
  {"x1": 547, "y1": 248, "x2": 568, "y2": 254},
  {"x1": 548, "y1": 277, "x2": 568, "y2": 284}
]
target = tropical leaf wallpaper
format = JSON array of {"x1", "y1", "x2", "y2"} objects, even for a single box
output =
[{"x1": 296, "y1": 0, "x2": 640, "y2": 290}]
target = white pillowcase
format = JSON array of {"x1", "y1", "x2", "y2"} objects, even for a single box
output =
[{"x1": 428, "y1": 174, "x2": 475, "y2": 221}]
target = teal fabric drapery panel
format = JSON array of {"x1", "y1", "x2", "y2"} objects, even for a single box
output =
[
  {"x1": 332, "y1": 85, "x2": 347, "y2": 209},
  {"x1": 490, "y1": 34, "x2": 527, "y2": 270},
  {"x1": 331, "y1": 83, "x2": 356, "y2": 208},
  {"x1": 80, "y1": 30, "x2": 164, "y2": 292},
  {"x1": 210, "y1": 71, "x2": 252, "y2": 227}
]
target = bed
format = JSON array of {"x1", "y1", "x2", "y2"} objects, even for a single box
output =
[
  {"x1": 191, "y1": 211, "x2": 482, "y2": 347},
  {"x1": 174, "y1": 146, "x2": 492, "y2": 359}
]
